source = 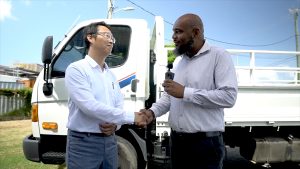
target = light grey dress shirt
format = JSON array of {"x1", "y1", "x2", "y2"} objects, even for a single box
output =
[
  {"x1": 65, "y1": 55, "x2": 134, "y2": 133},
  {"x1": 151, "y1": 41, "x2": 238, "y2": 133}
]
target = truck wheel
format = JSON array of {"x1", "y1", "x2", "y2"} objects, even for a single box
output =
[{"x1": 117, "y1": 136, "x2": 138, "y2": 169}]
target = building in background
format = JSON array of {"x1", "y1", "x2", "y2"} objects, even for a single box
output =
[
  {"x1": 0, "y1": 64, "x2": 42, "y2": 88},
  {"x1": 0, "y1": 64, "x2": 42, "y2": 115}
]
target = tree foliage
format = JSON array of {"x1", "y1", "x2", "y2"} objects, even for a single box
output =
[
  {"x1": 165, "y1": 43, "x2": 176, "y2": 64},
  {"x1": 0, "y1": 88, "x2": 32, "y2": 118}
]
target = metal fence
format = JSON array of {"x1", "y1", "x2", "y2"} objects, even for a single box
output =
[{"x1": 0, "y1": 82, "x2": 25, "y2": 115}]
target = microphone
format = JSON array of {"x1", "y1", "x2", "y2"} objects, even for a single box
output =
[{"x1": 165, "y1": 63, "x2": 174, "y2": 80}]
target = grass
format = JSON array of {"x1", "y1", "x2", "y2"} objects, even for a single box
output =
[{"x1": 0, "y1": 120, "x2": 66, "y2": 169}]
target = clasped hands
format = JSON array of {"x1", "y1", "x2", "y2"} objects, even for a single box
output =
[
  {"x1": 100, "y1": 109, "x2": 155, "y2": 135},
  {"x1": 100, "y1": 79, "x2": 184, "y2": 133},
  {"x1": 134, "y1": 109, "x2": 155, "y2": 128},
  {"x1": 135, "y1": 79, "x2": 184, "y2": 127}
]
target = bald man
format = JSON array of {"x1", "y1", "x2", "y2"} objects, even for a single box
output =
[{"x1": 142, "y1": 13, "x2": 238, "y2": 169}]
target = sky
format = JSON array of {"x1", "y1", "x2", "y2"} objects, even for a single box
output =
[{"x1": 0, "y1": 0, "x2": 299, "y2": 67}]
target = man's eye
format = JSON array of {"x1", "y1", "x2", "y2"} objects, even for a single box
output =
[{"x1": 174, "y1": 30, "x2": 181, "y2": 34}]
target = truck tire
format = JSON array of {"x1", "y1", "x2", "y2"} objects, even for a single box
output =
[{"x1": 117, "y1": 136, "x2": 138, "y2": 169}]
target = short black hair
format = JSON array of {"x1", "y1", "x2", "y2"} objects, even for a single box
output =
[{"x1": 83, "y1": 21, "x2": 111, "y2": 49}]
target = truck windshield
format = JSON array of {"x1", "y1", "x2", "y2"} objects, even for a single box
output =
[{"x1": 51, "y1": 24, "x2": 131, "y2": 78}]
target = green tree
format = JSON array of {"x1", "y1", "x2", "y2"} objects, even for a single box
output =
[
  {"x1": 165, "y1": 43, "x2": 176, "y2": 64},
  {"x1": 0, "y1": 88, "x2": 32, "y2": 119}
]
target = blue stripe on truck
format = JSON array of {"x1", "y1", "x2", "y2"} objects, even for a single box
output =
[{"x1": 118, "y1": 73, "x2": 136, "y2": 88}]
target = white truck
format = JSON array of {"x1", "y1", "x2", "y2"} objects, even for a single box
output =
[{"x1": 23, "y1": 16, "x2": 300, "y2": 168}]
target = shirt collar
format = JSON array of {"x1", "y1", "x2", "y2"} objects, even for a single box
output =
[
  {"x1": 195, "y1": 40, "x2": 210, "y2": 56},
  {"x1": 85, "y1": 55, "x2": 108, "y2": 70},
  {"x1": 183, "y1": 40, "x2": 210, "y2": 59}
]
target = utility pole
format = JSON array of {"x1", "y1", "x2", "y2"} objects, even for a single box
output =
[
  {"x1": 107, "y1": 0, "x2": 134, "y2": 19},
  {"x1": 107, "y1": 0, "x2": 114, "y2": 19},
  {"x1": 289, "y1": 8, "x2": 300, "y2": 82}
]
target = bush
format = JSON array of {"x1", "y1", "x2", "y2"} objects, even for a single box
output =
[
  {"x1": 0, "y1": 88, "x2": 32, "y2": 120},
  {"x1": 166, "y1": 44, "x2": 176, "y2": 64}
]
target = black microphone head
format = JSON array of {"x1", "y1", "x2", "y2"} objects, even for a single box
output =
[{"x1": 167, "y1": 63, "x2": 173, "y2": 70}]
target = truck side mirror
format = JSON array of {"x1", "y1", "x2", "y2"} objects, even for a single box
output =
[
  {"x1": 42, "y1": 36, "x2": 53, "y2": 64},
  {"x1": 131, "y1": 79, "x2": 139, "y2": 93},
  {"x1": 41, "y1": 36, "x2": 53, "y2": 96}
]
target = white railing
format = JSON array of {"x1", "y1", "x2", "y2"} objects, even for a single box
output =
[{"x1": 227, "y1": 49, "x2": 300, "y2": 87}]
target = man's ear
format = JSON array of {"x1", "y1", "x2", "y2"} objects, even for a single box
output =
[
  {"x1": 192, "y1": 27, "x2": 200, "y2": 37},
  {"x1": 87, "y1": 34, "x2": 94, "y2": 43}
]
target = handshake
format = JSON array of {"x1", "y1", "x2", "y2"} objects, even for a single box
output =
[{"x1": 134, "y1": 109, "x2": 155, "y2": 127}]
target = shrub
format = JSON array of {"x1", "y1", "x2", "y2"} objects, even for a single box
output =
[{"x1": 0, "y1": 88, "x2": 32, "y2": 120}]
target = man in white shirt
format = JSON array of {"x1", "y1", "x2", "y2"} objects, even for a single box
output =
[
  {"x1": 65, "y1": 22, "x2": 146, "y2": 169},
  {"x1": 142, "y1": 13, "x2": 238, "y2": 169}
]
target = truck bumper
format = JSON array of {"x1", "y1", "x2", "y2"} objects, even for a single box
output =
[{"x1": 23, "y1": 134, "x2": 40, "y2": 162}]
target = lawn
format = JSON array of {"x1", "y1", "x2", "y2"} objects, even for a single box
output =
[{"x1": 0, "y1": 120, "x2": 66, "y2": 169}]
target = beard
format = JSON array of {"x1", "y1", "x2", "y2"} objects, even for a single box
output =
[{"x1": 173, "y1": 38, "x2": 194, "y2": 56}]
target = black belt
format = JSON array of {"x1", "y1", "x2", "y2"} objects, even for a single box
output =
[
  {"x1": 171, "y1": 130, "x2": 221, "y2": 138},
  {"x1": 70, "y1": 130, "x2": 112, "y2": 137}
]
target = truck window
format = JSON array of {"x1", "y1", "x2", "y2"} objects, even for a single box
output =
[{"x1": 51, "y1": 25, "x2": 131, "y2": 78}]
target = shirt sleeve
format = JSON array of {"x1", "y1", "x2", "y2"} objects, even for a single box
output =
[
  {"x1": 183, "y1": 50, "x2": 238, "y2": 108},
  {"x1": 150, "y1": 92, "x2": 171, "y2": 117},
  {"x1": 65, "y1": 64, "x2": 134, "y2": 125}
]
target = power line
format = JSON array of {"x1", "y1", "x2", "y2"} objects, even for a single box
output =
[
  {"x1": 125, "y1": 0, "x2": 173, "y2": 25},
  {"x1": 126, "y1": 0, "x2": 299, "y2": 48},
  {"x1": 267, "y1": 56, "x2": 297, "y2": 67}
]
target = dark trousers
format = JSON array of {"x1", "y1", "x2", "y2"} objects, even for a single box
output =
[{"x1": 170, "y1": 130, "x2": 225, "y2": 169}]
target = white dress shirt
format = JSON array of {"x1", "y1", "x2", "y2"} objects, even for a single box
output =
[
  {"x1": 65, "y1": 55, "x2": 134, "y2": 133},
  {"x1": 151, "y1": 41, "x2": 238, "y2": 133}
]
